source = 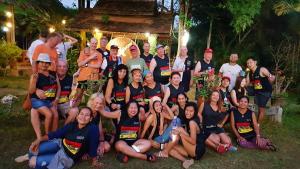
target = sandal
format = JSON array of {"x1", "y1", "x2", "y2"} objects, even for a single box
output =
[
  {"x1": 217, "y1": 144, "x2": 228, "y2": 154},
  {"x1": 266, "y1": 142, "x2": 277, "y2": 151},
  {"x1": 146, "y1": 153, "x2": 157, "y2": 162},
  {"x1": 116, "y1": 152, "x2": 128, "y2": 163},
  {"x1": 154, "y1": 151, "x2": 168, "y2": 158},
  {"x1": 182, "y1": 159, "x2": 194, "y2": 169}
]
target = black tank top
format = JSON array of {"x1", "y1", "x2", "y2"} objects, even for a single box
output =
[
  {"x1": 178, "y1": 105, "x2": 187, "y2": 129},
  {"x1": 129, "y1": 83, "x2": 145, "y2": 102},
  {"x1": 112, "y1": 81, "x2": 127, "y2": 106},
  {"x1": 141, "y1": 53, "x2": 153, "y2": 68},
  {"x1": 153, "y1": 55, "x2": 171, "y2": 85},
  {"x1": 202, "y1": 103, "x2": 227, "y2": 127},
  {"x1": 116, "y1": 112, "x2": 140, "y2": 145},
  {"x1": 233, "y1": 108, "x2": 256, "y2": 140},
  {"x1": 144, "y1": 83, "x2": 162, "y2": 99},
  {"x1": 219, "y1": 88, "x2": 231, "y2": 109},
  {"x1": 58, "y1": 75, "x2": 73, "y2": 104},
  {"x1": 250, "y1": 67, "x2": 272, "y2": 93},
  {"x1": 196, "y1": 59, "x2": 214, "y2": 88},
  {"x1": 168, "y1": 84, "x2": 185, "y2": 107},
  {"x1": 104, "y1": 56, "x2": 118, "y2": 78},
  {"x1": 31, "y1": 71, "x2": 58, "y2": 101},
  {"x1": 232, "y1": 88, "x2": 246, "y2": 102}
]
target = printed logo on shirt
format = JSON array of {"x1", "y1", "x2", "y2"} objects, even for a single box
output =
[
  {"x1": 119, "y1": 126, "x2": 139, "y2": 140},
  {"x1": 115, "y1": 91, "x2": 126, "y2": 101},
  {"x1": 253, "y1": 79, "x2": 263, "y2": 90},
  {"x1": 160, "y1": 66, "x2": 171, "y2": 76},
  {"x1": 236, "y1": 122, "x2": 253, "y2": 134},
  {"x1": 63, "y1": 138, "x2": 82, "y2": 155}
]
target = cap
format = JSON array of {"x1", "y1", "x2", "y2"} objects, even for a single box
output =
[
  {"x1": 222, "y1": 76, "x2": 231, "y2": 82},
  {"x1": 149, "y1": 96, "x2": 162, "y2": 109},
  {"x1": 204, "y1": 48, "x2": 213, "y2": 53},
  {"x1": 110, "y1": 45, "x2": 119, "y2": 49},
  {"x1": 37, "y1": 53, "x2": 51, "y2": 63},
  {"x1": 156, "y1": 44, "x2": 164, "y2": 49},
  {"x1": 129, "y1": 45, "x2": 138, "y2": 51}
]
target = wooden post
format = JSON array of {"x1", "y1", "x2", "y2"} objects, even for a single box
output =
[
  {"x1": 6, "y1": 5, "x2": 15, "y2": 44},
  {"x1": 80, "y1": 30, "x2": 87, "y2": 50}
]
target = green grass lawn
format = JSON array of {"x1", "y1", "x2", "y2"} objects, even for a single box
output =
[{"x1": 0, "y1": 77, "x2": 299, "y2": 169}]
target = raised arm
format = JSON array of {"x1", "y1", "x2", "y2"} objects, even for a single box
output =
[
  {"x1": 260, "y1": 67, "x2": 275, "y2": 83},
  {"x1": 141, "y1": 114, "x2": 155, "y2": 139},
  {"x1": 197, "y1": 102, "x2": 204, "y2": 123},
  {"x1": 105, "y1": 79, "x2": 114, "y2": 105},
  {"x1": 162, "y1": 87, "x2": 170, "y2": 105},
  {"x1": 149, "y1": 58, "x2": 157, "y2": 73}
]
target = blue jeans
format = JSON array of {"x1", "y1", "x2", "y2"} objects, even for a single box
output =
[
  {"x1": 154, "y1": 118, "x2": 181, "y2": 143},
  {"x1": 31, "y1": 98, "x2": 52, "y2": 109},
  {"x1": 29, "y1": 139, "x2": 61, "y2": 169}
]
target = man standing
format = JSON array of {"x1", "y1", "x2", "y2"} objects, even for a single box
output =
[
  {"x1": 194, "y1": 48, "x2": 214, "y2": 103},
  {"x1": 126, "y1": 45, "x2": 148, "y2": 83},
  {"x1": 246, "y1": 58, "x2": 275, "y2": 125},
  {"x1": 172, "y1": 46, "x2": 194, "y2": 92},
  {"x1": 149, "y1": 44, "x2": 171, "y2": 85},
  {"x1": 55, "y1": 33, "x2": 78, "y2": 60},
  {"x1": 31, "y1": 32, "x2": 63, "y2": 73},
  {"x1": 219, "y1": 53, "x2": 242, "y2": 90},
  {"x1": 27, "y1": 31, "x2": 48, "y2": 65},
  {"x1": 96, "y1": 36, "x2": 110, "y2": 59},
  {"x1": 140, "y1": 42, "x2": 153, "y2": 68},
  {"x1": 103, "y1": 45, "x2": 122, "y2": 78}
]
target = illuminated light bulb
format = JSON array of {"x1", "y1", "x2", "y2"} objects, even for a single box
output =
[
  {"x1": 6, "y1": 22, "x2": 12, "y2": 28},
  {"x1": 5, "y1": 11, "x2": 12, "y2": 18},
  {"x1": 62, "y1": 20, "x2": 66, "y2": 25},
  {"x1": 2, "y1": 26, "x2": 9, "y2": 32},
  {"x1": 49, "y1": 27, "x2": 55, "y2": 33},
  {"x1": 145, "y1": 32, "x2": 150, "y2": 37}
]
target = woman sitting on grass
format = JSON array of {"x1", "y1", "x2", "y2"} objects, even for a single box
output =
[
  {"x1": 140, "y1": 96, "x2": 174, "y2": 147},
  {"x1": 198, "y1": 90, "x2": 236, "y2": 154},
  {"x1": 15, "y1": 107, "x2": 102, "y2": 168},
  {"x1": 99, "y1": 101, "x2": 156, "y2": 163},
  {"x1": 230, "y1": 96, "x2": 276, "y2": 150}
]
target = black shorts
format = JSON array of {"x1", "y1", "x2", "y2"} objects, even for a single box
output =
[
  {"x1": 254, "y1": 92, "x2": 271, "y2": 108},
  {"x1": 194, "y1": 131, "x2": 210, "y2": 160},
  {"x1": 204, "y1": 126, "x2": 225, "y2": 134},
  {"x1": 77, "y1": 80, "x2": 88, "y2": 89}
]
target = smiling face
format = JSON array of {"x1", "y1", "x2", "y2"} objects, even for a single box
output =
[
  {"x1": 240, "y1": 78, "x2": 247, "y2": 88},
  {"x1": 132, "y1": 70, "x2": 142, "y2": 82},
  {"x1": 110, "y1": 48, "x2": 118, "y2": 57},
  {"x1": 238, "y1": 97, "x2": 249, "y2": 109},
  {"x1": 76, "y1": 108, "x2": 92, "y2": 125},
  {"x1": 180, "y1": 47, "x2": 188, "y2": 56},
  {"x1": 100, "y1": 38, "x2": 108, "y2": 49},
  {"x1": 204, "y1": 52, "x2": 212, "y2": 62},
  {"x1": 177, "y1": 93, "x2": 187, "y2": 106},
  {"x1": 38, "y1": 61, "x2": 50, "y2": 71},
  {"x1": 153, "y1": 101, "x2": 162, "y2": 113},
  {"x1": 171, "y1": 74, "x2": 181, "y2": 86},
  {"x1": 247, "y1": 58, "x2": 256, "y2": 70},
  {"x1": 143, "y1": 43, "x2": 150, "y2": 53},
  {"x1": 57, "y1": 60, "x2": 68, "y2": 77},
  {"x1": 157, "y1": 47, "x2": 164, "y2": 57},
  {"x1": 145, "y1": 72, "x2": 154, "y2": 84},
  {"x1": 92, "y1": 97, "x2": 104, "y2": 112},
  {"x1": 230, "y1": 54, "x2": 238, "y2": 63},
  {"x1": 127, "y1": 102, "x2": 139, "y2": 117},
  {"x1": 118, "y1": 69, "x2": 127, "y2": 80},
  {"x1": 211, "y1": 91, "x2": 220, "y2": 103},
  {"x1": 221, "y1": 78, "x2": 230, "y2": 88},
  {"x1": 185, "y1": 106, "x2": 195, "y2": 120},
  {"x1": 90, "y1": 38, "x2": 98, "y2": 50}
]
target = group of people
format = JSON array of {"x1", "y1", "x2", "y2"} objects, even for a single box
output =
[{"x1": 15, "y1": 31, "x2": 277, "y2": 169}]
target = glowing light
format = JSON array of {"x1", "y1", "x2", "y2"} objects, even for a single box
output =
[
  {"x1": 49, "y1": 27, "x2": 55, "y2": 33},
  {"x1": 2, "y1": 26, "x2": 9, "y2": 32},
  {"x1": 145, "y1": 32, "x2": 150, "y2": 38},
  {"x1": 94, "y1": 28, "x2": 100, "y2": 33},
  {"x1": 5, "y1": 11, "x2": 12, "y2": 18},
  {"x1": 182, "y1": 30, "x2": 190, "y2": 46},
  {"x1": 62, "y1": 19, "x2": 66, "y2": 25},
  {"x1": 6, "y1": 22, "x2": 12, "y2": 28}
]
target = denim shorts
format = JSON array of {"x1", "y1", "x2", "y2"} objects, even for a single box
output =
[{"x1": 31, "y1": 98, "x2": 52, "y2": 109}]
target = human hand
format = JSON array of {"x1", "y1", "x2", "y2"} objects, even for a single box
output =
[
  {"x1": 97, "y1": 142, "x2": 105, "y2": 156},
  {"x1": 30, "y1": 139, "x2": 41, "y2": 153},
  {"x1": 36, "y1": 89, "x2": 46, "y2": 99}
]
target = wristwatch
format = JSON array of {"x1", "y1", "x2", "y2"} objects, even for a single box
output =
[{"x1": 85, "y1": 63, "x2": 88, "y2": 67}]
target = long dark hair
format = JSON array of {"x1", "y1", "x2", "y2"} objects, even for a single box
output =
[
  {"x1": 234, "y1": 76, "x2": 246, "y2": 95},
  {"x1": 112, "y1": 64, "x2": 128, "y2": 85},
  {"x1": 124, "y1": 100, "x2": 140, "y2": 118},
  {"x1": 184, "y1": 102, "x2": 199, "y2": 132},
  {"x1": 206, "y1": 90, "x2": 223, "y2": 111}
]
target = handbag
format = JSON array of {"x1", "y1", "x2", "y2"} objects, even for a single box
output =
[{"x1": 22, "y1": 93, "x2": 32, "y2": 111}]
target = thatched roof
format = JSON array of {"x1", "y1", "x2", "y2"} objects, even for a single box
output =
[{"x1": 69, "y1": 0, "x2": 172, "y2": 38}]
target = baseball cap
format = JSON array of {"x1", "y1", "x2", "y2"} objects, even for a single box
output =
[
  {"x1": 204, "y1": 48, "x2": 213, "y2": 53},
  {"x1": 37, "y1": 53, "x2": 51, "y2": 63},
  {"x1": 222, "y1": 76, "x2": 231, "y2": 82},
  {"x1": 156, "y1": 44, "x2": 164, "y2": 49}
]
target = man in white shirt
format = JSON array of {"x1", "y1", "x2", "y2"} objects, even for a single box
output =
[
  {"x1": 55, "y1": 33, "x2": 78, "y2": 60},
  {"x1": 219, "y1": 53, "x2": 242, "y2": 90},
  {"x1": 27, "y1": 31, "x2": 47, "y2": 64}
]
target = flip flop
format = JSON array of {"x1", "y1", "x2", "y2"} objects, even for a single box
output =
[
  {"x1": 116, "y1": 152, "x2": 128, "y2": 163},
  {"x1": 146, "y1": 153, "x2": 157, "y2": 162},
  {"x1": 182, "y1": 159, "x2": 194, "y2": 169},
  {"x1": 154, "y1": 151, "x2": 168, "y2": 158},
  {"x1": 15, "y1": 154, "x2": 29, "y2": 163}
]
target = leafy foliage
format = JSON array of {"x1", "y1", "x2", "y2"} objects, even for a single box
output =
[{"x1": 0, "y1": 40, "x2": 22, "y2": 68}]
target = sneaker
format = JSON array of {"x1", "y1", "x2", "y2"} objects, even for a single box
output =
[
  {"x1": 15, "y1": 154, "x2": 29, "y2": 163},
  {"x1": 228, "y1": 146, "x2": 238, "y2": 152}
]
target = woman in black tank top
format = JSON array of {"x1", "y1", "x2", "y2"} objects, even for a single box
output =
[
  {"x1": 105, "y1": 64, "x2": 128, "y2": 111},
  {"x1": 126, "y1": 69, "x2": 146, "y2": 121},
  {"x1": 163, "y1": 72, "x2": 185, "y2": 108},
  {"x1": 144, "y1": 72, "x2": 163, "y2": 113},
  {"x1": 230, "y1": 96, "x2": 276, "y2": 150},
  {"x1": 99, "y1": 101, "x2": 157, "y2": 162},
  {"x1": 230, "y1": 77, "x2": 247, "y2": 107},
  {"x1": 198, "y1": 90, "x2": 235, "y2": 154}
]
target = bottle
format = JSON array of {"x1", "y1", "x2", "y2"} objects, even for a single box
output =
[{"x1": 223, "y1": 96, "x2": 230, "y2": 111}]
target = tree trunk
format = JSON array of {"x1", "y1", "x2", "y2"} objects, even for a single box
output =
[
  {"x1": 206, "y1": 18, "x2": 213, "y2": 48},
  {"x1": 177, "y1": 0, "x2": 186, "y2": 56}
]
